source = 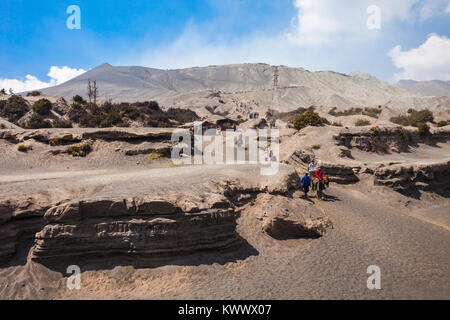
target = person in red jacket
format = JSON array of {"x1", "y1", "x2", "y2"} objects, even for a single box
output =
[{"x1": 315, "y1": 167, "x2": 324, "y2": 180}]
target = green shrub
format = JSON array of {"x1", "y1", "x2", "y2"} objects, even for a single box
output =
[
  {"x1": 329, "y1": 107, "x2": 363, "y2": 117},
  {"x1": 25, "y1": 114, "x2": 52, "y2": 129},
  {"x1": 17, "y1": 144, "x2": 32, "y2": 152},
  {"x1": 27, "y1": 91, "x2": 41, "y2": 97},
  {"x1": 418, "y1": 123, "x2": 430, "y2": 137},
  {"x1": 66, "y1": 143, "x2": 92, "y2": 157},
  {"x1": 370, "y1": 126, "x2": 380, "y2": 135},
  {"x1": 362, "y1": 107, "x2": 382, "y2": 119},
  {"x1": 293, "y1": 110, "x2": 324, "y2": 130},
  {"x1": 329, "y1": 107, "x2": 382, "y2": 119},
  {"x1": 73, "y1": 95, "x2": 86, "y2": 104},
  {"x1": 391, "y1": 109, "x2": 434, "y2": 127},
  {"x1": 355, "y1": 119, "x2": 371, "y2": 126},
  {"x1": 166, "y1": 108, "x2": 199, "y2": 124},
  {"x1": 68, "y1": 103, "x2": 87, "y2": 122},
  {"x1": 150, "y1": 152, "x2": 163, "y2": 161},
  {"x1": 0, "y1": 95, "x2": 29, "y2": 122},
  {"x1": 397, "y1": 126, "x2": 407, "y2": 140},
  {"x1": 67, "y1": 99, "x2": 198, "y2": 128},
  {"x1": 409, "y1": 109, "x2": 434, "y2": 127},
  {"x1": 390, "y1": 115, "x2": 410, "y2": 126},
  {"x1": 312, "y1": 144, "x2": 321, "y2": 150},
  {"x1": 52, "y1": 119, "x2": 73, "y2": 128},
  {"x1": 32, "y1": 99, "x2": 52, "y2": 115},
  {"x1": 332, "y1": 121, "x2": 343, "y2": 127},
  {"x1": 437, "y1": 121, "x2": 448, "y2": 128}
]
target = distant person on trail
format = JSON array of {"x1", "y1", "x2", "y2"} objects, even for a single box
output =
[
  {"x1": 301, "y1": 173, "x2": 311, "y2": 198},
  {"x1": 315, "y1": 167, "x2": 325, "y2": 199},
  {"x1": 308, "y1": 162, "x2": 315, "y2": 175}
]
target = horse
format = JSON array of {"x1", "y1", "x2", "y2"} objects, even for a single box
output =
[{"x1": 311, "y1": 177, "x2": 330, "y2": 199}]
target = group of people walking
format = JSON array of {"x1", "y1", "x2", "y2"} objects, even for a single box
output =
[{"x1": 300, "y1": 162, "x2": 326, "y2": 199}]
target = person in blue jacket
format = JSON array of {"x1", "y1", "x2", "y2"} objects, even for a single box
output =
[{"x1": 301, "y1": 173, "x2": 312, "y2": 198}]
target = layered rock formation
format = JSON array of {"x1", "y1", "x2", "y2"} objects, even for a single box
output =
[
  {"x1": 0, "y1": 127, "x2": 176, "y2": 145},
  {"x1": 32, "y1": 198, "x2": 238, "y2": 261},
  {"x1": 0, "y1": 164, "x2": 326, "y2": 266},
  {"x1": 374, "y1": 161, "x2": 450, "y2": 198}
]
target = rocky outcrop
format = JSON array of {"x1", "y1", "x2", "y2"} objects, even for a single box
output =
[
  {"x1": 124, "y1": 142, "x2": 174, "y2": 156},
  {"x1": 335, "y1": 127, "x2": 450, "y2": 153},
  {"x1": 82, "y1": 128, "x2": 174, "y2": 141},
  {"x1": 0, "y1": 128, "x2": 176, "y2": 145},
  {"x1": 52, "y1": 98, "x2": 70, "y2": 115},
  {"x1": 32, "y1": 197, "x2": 238, "y2": 261},
  {"x1": 0, "y1": 195, "x2": 240, "y2": 264},
  {"x1": 374, "y1": 161, "x2": 450, "y2": 198},
  {"x1": 282, "y1": 149, "x2": 359, "y2": 184},
  {"x1": 320, "y1": 163, "x2": 360, "y2": 184},
  {"x1": 250, "y1": 194, "x2": 333, "y2": 240}
]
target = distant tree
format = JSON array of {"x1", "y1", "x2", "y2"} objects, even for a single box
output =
[
  {"x1": 87, "y1": 80, "x2": 99, "y2": 105},
  {"x1": 93, "y1": 80, "x2": 98, "y2": 105},
  {"x1": 87, "y1": 81, "x2": 93, "y2": 104}
]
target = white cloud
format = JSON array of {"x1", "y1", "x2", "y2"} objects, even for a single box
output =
[
  {"x1": 47, "y1": 66, "x2": 86, "y2": 85},
  {"x1": 0, "y1": 66, "x2": 86, "y2": 93},
  {"x1": 286, "y1": 0, "x2": 449, "y2": 45},
  {"x1": 137, "y1": 1, "x2": 443, "y2": 73},
  {"x1": 287, "y1": 0, "x2": 345, "y2": 45},
  {"x1": 389, "y1": 34, "x2": 450, "y2": 81},
  {"x1": 419, "y1": 0, "x2": 450, "y2": 20}
]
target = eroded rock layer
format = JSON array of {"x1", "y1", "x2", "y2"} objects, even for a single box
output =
[
  {"x1": 374, "y1": 161, "x2": 450, "y2": 197},
  {"x1": 32, "y1": 198, "x2": 238, "y2": 260},
  {"x1": 0, "y1": 164, "x2": 318, "y2": 265}
]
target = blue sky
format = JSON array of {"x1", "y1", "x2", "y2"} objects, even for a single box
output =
[{"x1": 1, "y1": 0, "x2": 449, "y2": 92}]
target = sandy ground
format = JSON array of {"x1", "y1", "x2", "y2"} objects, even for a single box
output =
[
  {"x1": 0, "y1": 170, "x2": 448, "y2": 300},
  {"x1": 0, "y1": 126, "x2": 448, "y2": 300}
]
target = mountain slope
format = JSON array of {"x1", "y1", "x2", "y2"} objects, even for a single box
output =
[
  {"x1": 397, "y1": 80, "x2": 450, "y2": 97},
  {"x1": 39, "y1": 63, "x2": 450, "y2": 113}
]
